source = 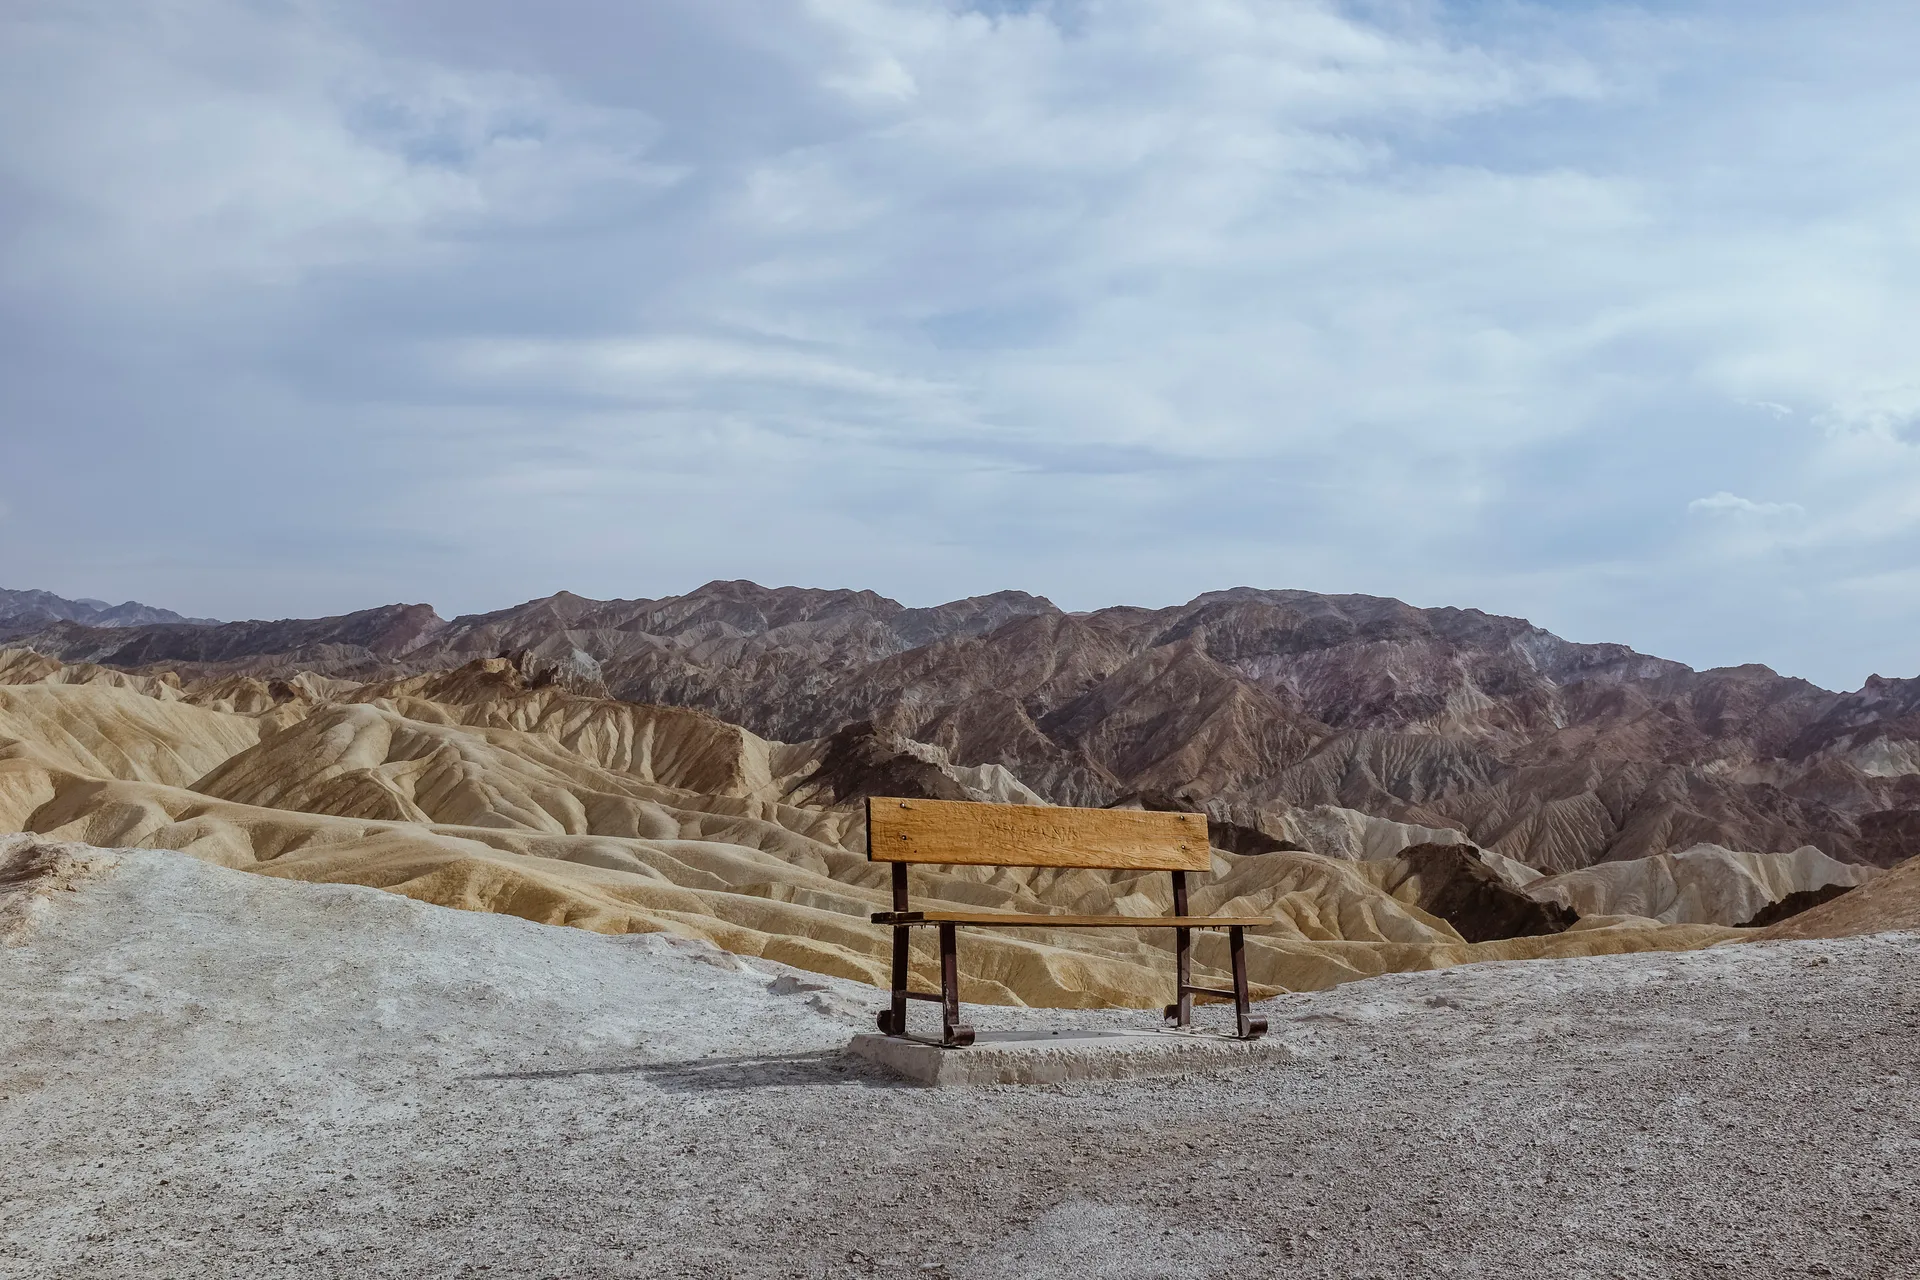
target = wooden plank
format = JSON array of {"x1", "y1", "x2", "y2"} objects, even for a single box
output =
[
  {"x1": 871, "y1": 911, "x2": 1269, "y2": 928},
  {"x1": 866, "y1": 796, "x2": 1211, "y2": 871}
]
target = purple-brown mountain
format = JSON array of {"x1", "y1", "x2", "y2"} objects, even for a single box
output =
[
  {"x1": 0, "y1": 588, "x2": 219, "y2": 634},
  {"x1": 11, "y1": 580, "x2": 1919, "y2": 871}
]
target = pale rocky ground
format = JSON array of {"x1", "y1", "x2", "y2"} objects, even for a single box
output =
[{"x1": 4, "y1": 845, "x2": 1916, "y2": 1280}]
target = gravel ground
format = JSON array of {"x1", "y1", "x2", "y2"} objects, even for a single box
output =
[{"x1": 2, "y1": 845, "x2": 1917, "y2": 1280}]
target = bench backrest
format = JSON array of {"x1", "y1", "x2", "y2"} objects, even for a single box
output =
[{"x1": 865, "y1": 796, "x2": 1210, "y2": 871}]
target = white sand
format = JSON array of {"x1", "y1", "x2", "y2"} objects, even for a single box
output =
[{"x1": 2, "y1": 842, "x2": 1916, "y2": 1278}]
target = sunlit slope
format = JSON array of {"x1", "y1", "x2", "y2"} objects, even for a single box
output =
[
  {"x1": 0, "y1": 647, "x2": 1800, "y2": 1006},
  {"x1": 0, "y1": 684, "x2": 260, "y2": 788}
]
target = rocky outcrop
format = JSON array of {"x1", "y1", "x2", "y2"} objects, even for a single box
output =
[
  {"x1": 779, "y1": 721, "x2": 1046, "y2": 809},
  {"x1": 1107, "y1": 790, "x2": 1303, "y2": 856},
  {"x1": 1736, "y1": 884, "x2": 1856, "y2": 929},
  {"x1": 1522, "y1": 844, "x2": 1882, "y2": 927},
  {"x1": 1375, "y1": 843, "x2": 1577, "y2": 943}
]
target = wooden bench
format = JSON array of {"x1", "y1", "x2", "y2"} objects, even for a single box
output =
[{"x1": 866, "y1": 796, "x2": 1271, "y2": 1047}]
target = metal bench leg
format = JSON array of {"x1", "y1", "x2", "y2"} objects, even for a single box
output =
[
  {"x1": 876, "y1": 924, "x2": 909, "y2": 1037},
  {"x1": 1164, "y1": 870, "x2": 1193, "y2": 1029},
  {"x1": 938, "y1": 922, "x2": 974, "y2": 1047},
  {"x1": 1229, "y1": 926, "x2": 1268, "y2": 1040},
  {"x1": 879, "y1": 862, "x2": 911, "y2": 1037}
]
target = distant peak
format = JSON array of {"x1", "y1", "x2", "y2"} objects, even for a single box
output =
[{"x1": 0, "y1": 586, "x2": 219, "y2": 629}]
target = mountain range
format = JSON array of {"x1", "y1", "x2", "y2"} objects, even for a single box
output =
[
  {"x1": 0, "y1": 588, "x2": 219, "y2": 633},
  {"x1": 7, "y1": 580, "x2": 1918, "y2": 872}
]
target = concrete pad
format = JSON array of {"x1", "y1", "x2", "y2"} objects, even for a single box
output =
[{"x1": 847, "y1": 1028, "x2": 1290, "y2": 1086}]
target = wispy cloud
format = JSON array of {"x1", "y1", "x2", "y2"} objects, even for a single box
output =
[{"x1": 1688, "y1": 492, "x2": 1805, "y2": 518}]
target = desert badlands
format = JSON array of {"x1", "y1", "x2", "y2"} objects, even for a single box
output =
[{"x1": 3, "y1": 582, "x2": 1919, "y2": 1276}]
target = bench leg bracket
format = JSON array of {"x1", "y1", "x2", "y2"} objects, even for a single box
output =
[
  {"x1": 936, "y1": 924, "x2": 975, "y2": 1043},
  {"x1": 1229, "y1": 925, "x2": 1268, "y2": 1040},
  {"x1": 937, "y1": 922, "x2": 974, "y2": 1047}
]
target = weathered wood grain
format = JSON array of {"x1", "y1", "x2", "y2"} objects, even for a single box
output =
[{"x1": 865, "y1": 796, "x2": 1210, "y2": 870}]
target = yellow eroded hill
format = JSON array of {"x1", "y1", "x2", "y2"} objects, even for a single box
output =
[
  {"x1": 0, "y1": 650, "x2": 1751, "y2": 1006},
  {"x1": 0, "y1": 684, "x2": 261, "y2": 789}
]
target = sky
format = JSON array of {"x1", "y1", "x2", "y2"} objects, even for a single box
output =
[{"x1": 3, "y1": 0, "x2": 1919, "y2": 689}]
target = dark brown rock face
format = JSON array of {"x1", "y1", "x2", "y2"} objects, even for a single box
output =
[
  {"x1": 1381, "y1": 844, "x2": 1579, "y2": 943},
  {"x1": 11, "y1": 579, "x2": 1920, "y2": 872},
  {"x1": 1116, "y1": 789, "x2": 1302, "y2": 856},
  {"x1": 782, "y1": 721, "x2": 986, "y2": 808},
  {"x1": 1855, "y1": 810, "x2": 1920, "y2": 869},
  {"x1": 1736, "y1": 883, "x2": 1858, "y2": 929}
]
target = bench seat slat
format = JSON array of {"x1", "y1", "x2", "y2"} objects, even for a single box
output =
[{"x1": 871, "y1": 911, "x2": 1269, "y2": 928}]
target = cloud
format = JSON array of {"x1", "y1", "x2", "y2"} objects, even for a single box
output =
[
  {"x1": 1688, "y1": 492, "x2": 1805, "y2": 518},
  {"x1": 1816, "y1": 385, "x2": 1920, "y2": 440},
  {"x1": 3, "y1": 0, "x2": 1920, "y2": 688}
]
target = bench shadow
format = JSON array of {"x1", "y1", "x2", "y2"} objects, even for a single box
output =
[{"x1": 466, "y1": 1049, "x2": 910, "y2": 1092}]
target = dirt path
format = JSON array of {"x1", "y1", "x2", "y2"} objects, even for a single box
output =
[{"x1": 3, "y1": 845, "x2": 1916, "y2": 1279}]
